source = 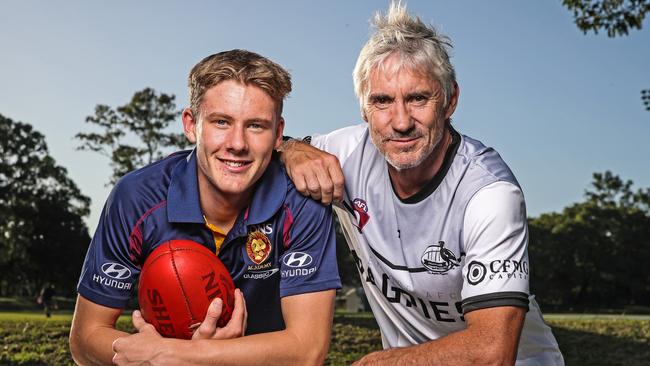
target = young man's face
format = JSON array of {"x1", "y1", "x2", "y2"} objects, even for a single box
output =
[
  {"x1": 183, "y1": 80, "x2": 284, "y2": 199},
  {"x1": 364, "y1": 54, "x2": 457, "y2": 171}
]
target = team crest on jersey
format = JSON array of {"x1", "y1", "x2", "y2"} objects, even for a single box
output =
[
  {"x1": 246, "y1": 231, "x2": 272, "y2": 264},
  {"x1": 421, "y1": 241, "x2": 460, "y2": 274},
  {"x1": 343, "y1": 198, "x2": 370, "y2": 233}
]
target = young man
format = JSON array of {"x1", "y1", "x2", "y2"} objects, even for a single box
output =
[
  {"x1": 280, "y1": 4, "x2": 564, "y2": 365},
  {"x1": 70, "y1": 49, "x2": 340, "y2": 366}
]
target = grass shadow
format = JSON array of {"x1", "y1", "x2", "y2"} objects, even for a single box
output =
[{"x1": 549, "y1": 319, "x2": 650, "y2": 366}]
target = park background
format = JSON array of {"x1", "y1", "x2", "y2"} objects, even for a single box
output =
[{"x1": 1, "y1": 1, "x2": 649, "y2": 365}]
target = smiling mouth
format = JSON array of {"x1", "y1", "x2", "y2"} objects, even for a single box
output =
[
  {"x1": 219, "y1": 158, "x2": 252, "y2": 169},
  {"x1": 387, "y1": 136, "x2": 421, "y2": 145}
]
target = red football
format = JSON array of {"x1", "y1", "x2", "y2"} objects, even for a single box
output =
[{"x1": 138, "y1": 240, "x2": 235, "y2": 339}]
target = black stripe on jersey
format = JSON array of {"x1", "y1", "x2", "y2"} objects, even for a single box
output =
[
  {"x1": 397, "y1": 125, "x2": 462, "y2": 204},
  {"x1": 367, "y1": 243, "x2": 428, "y2": 273},
  {"x1": 461, "y1": 291, "x2": 530, "y2": 314}
]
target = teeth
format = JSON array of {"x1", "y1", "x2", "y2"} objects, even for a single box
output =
[{"x1": 224, "y1": 160, "x2": 245, "y2": 167}]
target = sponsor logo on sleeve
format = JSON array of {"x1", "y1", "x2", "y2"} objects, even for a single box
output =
[
  {"x1": 101, "y1": 263, "x2": 132, "y2": 279},
  {"x1": 281, "y1": 252, "x2": 317, "y2": 278},
  {"x1": 282, "y1": 252, "x2": 313, "y2": 268},
  {"x1": 467, "y1": 259, "x2": 529, "y2": 285},
  {"x1": 93, "y1": 262, "x2": 133, "y2": 290}
]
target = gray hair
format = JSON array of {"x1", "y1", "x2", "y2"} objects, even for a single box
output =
[{"x1": 353, "y1": 2, "x2": 456, "y2": 114}]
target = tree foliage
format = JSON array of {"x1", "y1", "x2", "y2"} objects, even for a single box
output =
[
  {"x1": 562, "y1": 0, "x2": 650, "y2": 37},
  {"x1": 76, "y1": 88, "x2": 190, "y2": 184},
  {"x1": 0, "y1": 114, "x2": 91, "y2": 296},
  {"x1": 529, "y1": 171, "x2": 650, "y2": 310},
  {"x1": 642, "y1": 89, "x2": 650, "y2": 111}
]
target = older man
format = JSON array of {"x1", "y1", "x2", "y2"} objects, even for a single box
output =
[{"x1": 280, "y1": 4, "x2": 564, "y2": 365}]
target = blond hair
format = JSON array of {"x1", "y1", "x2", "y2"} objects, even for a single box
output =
[{"x1": 188, "y1": 49, "x2": 292, "y2": 115}]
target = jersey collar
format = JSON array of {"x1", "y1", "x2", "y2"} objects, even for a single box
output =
[
  {"x1": 243, "y1": 153, "x2": 288, "y2": 225},
  {"x1": 167, "y1": 149, "x2": 204, "y2": 223},
  {"x1": 166, "y1": 149, "x2": 288, "y2": 226}
]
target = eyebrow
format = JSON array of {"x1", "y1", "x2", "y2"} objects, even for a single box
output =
[
  {"x1": 203, "y1": 112, "x2": 273, "y2": 124},
  {"x1": 368, "y1": 93, "x2": 393, "y2": 101},
  {"x1": 405, "y1": 90, "x2": 433, "y2": 99}
]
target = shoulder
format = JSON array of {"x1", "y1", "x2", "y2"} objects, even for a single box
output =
[
  {"x1": 310, "y1": 123, "x2": 369, "y2": 161},
  {"x1": 282, "y1": 167, "x2": 332, "y2": 217},
  {"x1": 465, "y1": 181, "x2": 526, "y2": 227},
  {"x1": 105, "y1": 151, "x2": 188, "y2": 219},
  {"x1": 455, "y1": 133, "x2": 518, "y2": 186}
]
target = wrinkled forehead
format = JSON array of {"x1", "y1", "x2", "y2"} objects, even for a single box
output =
[
  {"x1": 368, "y1": 53, "x2": 438, "y2": 91},
  {"x1": 368, "y1": 63, "x2": 439, "y2": 96}
]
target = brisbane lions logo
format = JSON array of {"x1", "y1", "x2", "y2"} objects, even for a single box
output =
[
  {"x1": 343, "y1": 198, "x2": 370, "y2": 233},
  {"x1": 246, "y1": 231, "x2": 272, "y2": 265}
]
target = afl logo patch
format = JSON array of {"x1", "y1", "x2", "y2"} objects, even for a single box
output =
[
  {"x1": 467, "y1": 261, "x2": 487, "y2": 285},
  {"x1": 246, "y1": 231, "x2": 272, "y2": 265},
  {"x1": 101, "y1": 263, "x2": 132, "y2": 280},
  {"x1": 351, "y1": 198, "x2": 370, "y2": 233}
]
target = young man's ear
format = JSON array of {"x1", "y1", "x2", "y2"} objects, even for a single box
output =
[
  {"x1": 182, "y1": 108, "x2": 198, "y2": 144},
  {"x1": 274, "y1": 117, "x2": 285, "y2": 150}
]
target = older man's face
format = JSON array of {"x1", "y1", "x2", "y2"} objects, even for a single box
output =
[{"x1": 364, "y1": 55, "x2": 455, "y2": 171}]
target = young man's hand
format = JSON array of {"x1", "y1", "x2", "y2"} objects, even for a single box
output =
[
  {"x1": 191, "y1": 288, "x2": 248, "y2": 340},
  {"x1": 111, "y1": 310, "x2": 167, "y2": 365}
]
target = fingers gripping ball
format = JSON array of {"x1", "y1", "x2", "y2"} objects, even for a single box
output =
[{"x1": 138, "y1": 240, "x2": 235, "y2": 339}]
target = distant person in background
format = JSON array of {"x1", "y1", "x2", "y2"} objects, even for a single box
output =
[
  {"x1": 280, "y1": 3, "x2": 564, "y2": 365},
  {"x1": 37, "y1": 284, "x2": 56, "y2": 318}
]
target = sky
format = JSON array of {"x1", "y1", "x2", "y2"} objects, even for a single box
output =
[{"x1": 1, "y1": 1, "x2": 649, "y2": 231}]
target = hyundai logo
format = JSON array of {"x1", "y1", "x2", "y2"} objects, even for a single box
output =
[
  {"x1": 101, "y1": 263, "x2": 132, "y2": 280},
  {"x1": 282, "y1": 252, "x2": 313, "y2": 268}
]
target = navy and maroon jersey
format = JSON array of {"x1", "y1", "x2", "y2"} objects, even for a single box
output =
[{"x1": 77, "y1": 149, "x2": 341, "y2": 334}]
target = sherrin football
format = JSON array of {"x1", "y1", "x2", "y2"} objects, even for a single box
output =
[{"x1": 138, "y1": 240, "x2": 235, "y2": 339}]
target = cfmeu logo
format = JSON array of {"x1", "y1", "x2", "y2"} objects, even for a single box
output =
[
  {"x1": 282, "y1": 252, "x2": 313, "y2": 268},
  {"x1": 101, "y1": 263, "x2": 132, "y2": 280}
]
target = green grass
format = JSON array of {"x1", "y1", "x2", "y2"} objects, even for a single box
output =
[{"x1": 0, "y1": 311, "x2": 648, "y2": 365}]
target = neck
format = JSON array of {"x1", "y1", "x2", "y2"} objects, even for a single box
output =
[
  {"x1": 197, "y1": 173, "x2": 253, "y2": 232},
  {"x1": 388, "y1": 128, "x2": 452, "y2": 200}
]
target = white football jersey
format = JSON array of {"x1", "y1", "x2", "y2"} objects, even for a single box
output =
[{"x1": 312, "y1": 123, "x2": 564, "y2": 365}]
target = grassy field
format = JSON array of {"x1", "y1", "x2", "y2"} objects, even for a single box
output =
[{"x1": 1, "y1": 312, "x2": 649, "y2": 365}]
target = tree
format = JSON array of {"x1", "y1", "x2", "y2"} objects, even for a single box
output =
[
  {"x1": 0, "y1": 114, "x2": 91, "y2": 296},
  {"x1": 76, "y1": 88, "x2": 190, "y2": 184},
  {"x1": 529, "y1": 171, "x2": 650, "y2": 310},
  {"x1": 562, "y1": 0, "x2": 650, "y2": 37},
  {"x1": 642, "y1": 89, "x2": 650, "y2": 111}
]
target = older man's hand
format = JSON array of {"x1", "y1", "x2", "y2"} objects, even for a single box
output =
[{"x1": 279, "y1": 140, "x2": 345, "y2": 204}]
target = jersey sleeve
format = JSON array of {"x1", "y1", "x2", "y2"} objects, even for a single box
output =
[
  {"x1": 279, "y1": 193, "x2": 342, "y2": 297},
  {"x1": 460, "y1": 181, "x2": 530, "y2": 314},
  {"x1": 76, "y1": 182, "x2": 142, "y2": 308},
  {"x1": 310, "y1": 123, "x2": 368, "y2": 166}
]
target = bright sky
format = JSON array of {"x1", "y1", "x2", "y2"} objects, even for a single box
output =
[{"x1": 1, "y1": 1, "x2": 648, "y2": 231}]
